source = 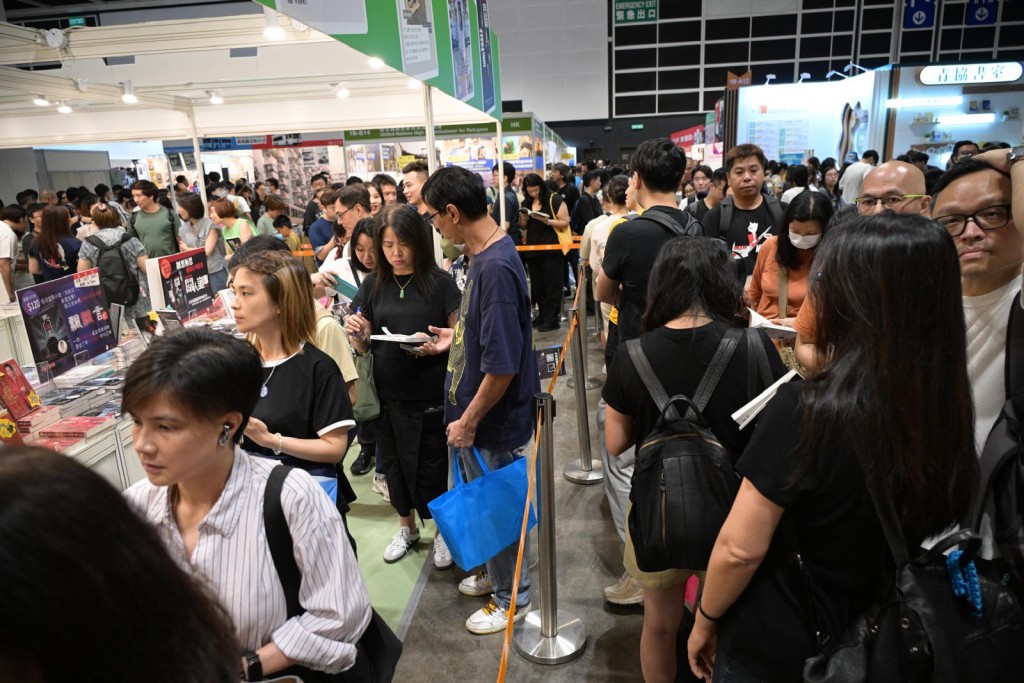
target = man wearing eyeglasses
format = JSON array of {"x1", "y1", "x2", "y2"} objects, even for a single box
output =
[
  {"x1": 794, "y1": 161, "x2": 930, "y2": 369},
  {"x1": 932, "y1": 148, "x2": 1024, "y2": 561}
]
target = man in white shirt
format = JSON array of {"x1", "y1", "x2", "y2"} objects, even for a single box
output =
[
  {"x1": 930, "y1": 148, "x2": 1024, "y2": 557},
  {"x1": 838, "y1": 150, "x2": 879, "y2": 204},
  {"x1": 0, "y1": 205, "x2": 26, "y2": 302}
]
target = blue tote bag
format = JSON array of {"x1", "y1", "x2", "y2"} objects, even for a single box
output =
[{"x1": 428, "y1": 447, "x2": 537, "y2": 572}]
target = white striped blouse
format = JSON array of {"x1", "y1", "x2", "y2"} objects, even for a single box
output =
[{"x1": 125, "y1": 448, "x2": 371, "y2": 675}]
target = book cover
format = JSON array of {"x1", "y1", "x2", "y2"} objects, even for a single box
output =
[
  {"x1": 31, "y1": 436, "x2": 85, "y2": 453},
  {"x1": 15, "y1": 405, "x2": 61, "y2": 432},
  {"x1": 40, "y1": 415, "x2": 115, "y2": 439},
  {"x1": 0, "y1": 358, "x2": 41, "y2": 420},
  {"x1": 0, "y1": 408, "x2": 24, "y2": 446}
]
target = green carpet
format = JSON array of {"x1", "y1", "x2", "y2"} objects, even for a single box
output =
[{"x1": 343, "y1": 443, "x2": 436, "y2": 635}]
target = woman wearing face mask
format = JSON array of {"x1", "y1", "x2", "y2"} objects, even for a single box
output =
[{"x1": 747, "y1": 190, "x2": 833, "y2": 332}]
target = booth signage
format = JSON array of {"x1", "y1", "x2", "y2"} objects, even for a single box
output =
[
  {"x1": 345, "y1": 123, "x2": 497, "y2": 142},
  {"x1": 614, "y1": 0, "x2": 658, "y2": 25},
  {"x1": 16, "y1": 269, "x2": 115, "y2": 380},
  {"x1": 919, "y1": 62, "x2": 1023, "y2": 86},
  {"x1": 503, "y1": 116, "x2": 532, "y2": 132},
  {"x1": 903, "y1": 0, "x2": 936, "y2": 30},
  {"x1": 965, "y1": 0, "x2": 998, "y2": 26},
  {"x1": 147, "y1": 249, "x2": 214, "y2": 321}
]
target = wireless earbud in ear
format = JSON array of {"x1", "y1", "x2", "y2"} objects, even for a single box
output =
[{"x1": 219, "y1": 424, "x2": 232, "y2": 446}]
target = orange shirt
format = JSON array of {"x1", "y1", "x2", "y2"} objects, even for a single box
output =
[
  {"x1": 793, "y1": 293, "x2": 817, "y2": 341},
  {"x1": 746, "y1": 236, "x2": 814, "y2": 321}
]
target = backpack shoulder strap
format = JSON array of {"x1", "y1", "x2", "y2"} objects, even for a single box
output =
[
  {"x1": 764, "y1": 194, "x2": 785, "y2": 231},
  {"x1": 635, "y1": 209, "x2": 699, "y2": 238},
  {"x1": 86, "y1": 235, "x2": 105, "y2": 250},
  {"x1": 262, "y1": 465, "x2": 303, "y2": 619},
  {"x1": 1005, "y1": 290, "x2": 1024, "y2": 409},
  {"x1": 718, "y1": 197, "x2": 735, "y2": 239},
  {"x1": 744, "y1": 328, "x2": 774, "y2": 398},
  {"x1": 690, "y1": 327, "x2": 742, "y2": 414},
  {"x1": 626, "y1": 338, "x2": 678, "y2": 422}
]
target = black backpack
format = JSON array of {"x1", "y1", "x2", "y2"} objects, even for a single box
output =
[
  {"x1": 972, "y1": 291, "x2": 1024, "y2": 589},
  {"x1": 714, "y1": 193, "x2": 785, "y2": 240},
  {"x1": 634, "y1": 207, "x2": 704, "y2": 238},
  {"x1": 625, "y1": 327, "x2": 772, "y2": 572},
  {"x1": 86, "y1": 234, "x2": 140, "y2": 307}
]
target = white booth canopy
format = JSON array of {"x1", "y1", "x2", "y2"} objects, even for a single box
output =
[{"x1": 0, "y1": 13, "x2": 495, "y2": 148}]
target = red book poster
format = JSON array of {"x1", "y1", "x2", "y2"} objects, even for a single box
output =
[
  {"x1": 0, "y1": 408, "x2": 24, "y2": 447},
  {"x1": 0, "y1": 358, "x2": 41, "y2": 420},
  {"x1": 145, "y1": 248, "x2": 214, "y2": 322}
]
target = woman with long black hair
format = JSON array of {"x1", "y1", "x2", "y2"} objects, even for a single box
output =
[
  {"x1": 688, "y1": 214, "x2": 978, "y2": 681},
  {"x1": 519, "y1": 172, "x2": 570, "y2": 331},
  {"x1": 603, "y1": 236, "x2": 786, "y2": 683},
  {"x1": 345, "y1": 205, "x2": 461, "y2": 568},
  {"x1": 27, "y1": 204, "x2": 81, "y2": 281}
]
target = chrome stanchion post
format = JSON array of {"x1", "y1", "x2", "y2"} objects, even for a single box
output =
[
  {"x1": 567, "y1": 263, "x2": 603, "y2": 391},
  {"x1": 515, "y1": 393, "x2": 587, "y2": 665},
  {"x1": 563, "y1": 308, "x2": 604, "y2": 485}
]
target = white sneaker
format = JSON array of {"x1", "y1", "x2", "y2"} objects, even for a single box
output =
[
  {"x1": 433, "y1": 534, "x2": 453, "y2": 570},
  {"x1": 466, "y1": 598, "x2": 530, "y2": 635},
  {"x1": 604, "y1": 571, "x2": 644, "y2": 605},
  {"x1": 383, "y1": 527, "x2": 419, "y2": 563},
  {"x1": 371, "y1": 474, "x2": 390, "y2": 502},
  {"x1": 459, "y1": 571, "x2": 494, "y2": 597}
]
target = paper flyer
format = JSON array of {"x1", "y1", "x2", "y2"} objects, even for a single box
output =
[{"x1": 16, "y1": 269, "x2": 116, "y2": 380}]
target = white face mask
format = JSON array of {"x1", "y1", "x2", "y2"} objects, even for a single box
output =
[{"x1": 789, "y1": 231, "x2": 821, "y2": 250}]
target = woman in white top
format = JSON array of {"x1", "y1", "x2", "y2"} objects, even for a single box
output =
[
  {"x1": 318, "y1": 217, "x2": 376, "y2": 300},
  {"x1": 123, "y1": 327, "x2": 371, "y2": 681}
]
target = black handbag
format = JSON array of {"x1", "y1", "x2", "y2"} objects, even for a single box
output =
[
  {"x1": 802, "y1": 442, "x2": 1024, "y2": 682},
  {"x1": 263, "y1": 466, "x2": 403, "y2": 683}
]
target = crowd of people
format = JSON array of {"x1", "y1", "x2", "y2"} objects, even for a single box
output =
[{"x1": 1, "y1": 133, "x2": 1023, "y2": 682}]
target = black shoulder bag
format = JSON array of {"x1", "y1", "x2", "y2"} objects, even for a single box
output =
[
  {"x1": 803, "y1": 439, "x2": 1024, "y2": 682},
  {"x1": 263, "y1": 466, "x2": 402, "y2": 683}
]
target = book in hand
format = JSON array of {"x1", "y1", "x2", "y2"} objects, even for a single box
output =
[
  {"x1": 519, "y1": 208, "x2": 548, "y2": 220},
  {"x1": 40, "y1": 415, "x2": 115, "y2": 440},
  {"x1": 731, "y1": 369, "x2": 799, "y2": 430},
  {"x1": 748, "y1": 309, "x2": 797, "y2": 341},
  {"x1": 0, "y1": 358, "x2": 42, "y2": 420}
]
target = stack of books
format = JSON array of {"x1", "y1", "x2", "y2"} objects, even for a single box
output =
[
  {"x1": 39, "y1": 415, "x2": 116, "y2": 441},
  {"x1": 15, "y1": 405, "x2": 61, "y2": 442}
]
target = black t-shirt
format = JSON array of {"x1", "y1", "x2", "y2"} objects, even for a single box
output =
[
  {"x1": 572, "y1": 192, "x2": 602, "y2": 235},
  {"x1": 523, "y1": 194, "x2": 564, "y2": 247},
  {"x1": 602, "y1": 323, "x2": 786, "y2": 455},
  {"x1": 302, "y1": 198, "x2": 322, "y2": 233},
  {"x1": 600, "y1": 206, "x2": 694, "y2": 345},
  {"x1": 718, "y1": 383, "x2": 888, "y2": 680},
  {"x1": 704, "y1": 197, "x2": 779, "y2": 275},
  {"x1": 491, "y1": 188, "x2": 521, "y2": 243},
  {"x1": 557, "y1": 182, "x2": 580, "y2": 215},
  {"x1": 352, "y1": 270, "x2": 461, "y2": 402},
  {"x1": 244, "y1": 343, "x2": 355, "y2": 479}
]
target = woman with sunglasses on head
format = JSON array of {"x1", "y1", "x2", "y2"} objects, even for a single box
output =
[
  {"x1": 123, "y1": 328, "x2": 371, "y2": 682},
  {"x1": 345, "y1": 204, "x2": 461, "y2": 568}
]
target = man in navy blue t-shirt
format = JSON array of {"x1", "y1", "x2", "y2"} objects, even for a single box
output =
[{"x1": 420, "y1": 166, "x2": 539, "y2": 636}]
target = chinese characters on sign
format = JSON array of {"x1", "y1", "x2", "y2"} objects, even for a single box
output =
[{"x1": 613, "y1": 0, "x2": 658, "y2": 25}]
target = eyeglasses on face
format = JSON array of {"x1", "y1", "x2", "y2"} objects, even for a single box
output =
[
  {"x1": 424, "y1": 210, "x2": 441, "y2": 230},
  {"x1": 934, "y1": 205, "x2": 1012, "y2": 237},
  {"x1": 854, "y1": 194, "x2": 926, "y2": 212}
]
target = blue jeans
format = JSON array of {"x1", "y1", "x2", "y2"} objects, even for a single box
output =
[
  {"x1": 452, "y1": 444, "x2": 532, "y2": 609},
  {"x1": 209, "y1": 267, "x2": 228, "y2": 294}
]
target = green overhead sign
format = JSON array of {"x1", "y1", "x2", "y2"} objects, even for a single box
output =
[
  {"x1": 345, "y1": 122, "x2": 498, "y2": 142},
  {"x1": 259, "y1": 0, "x2": 502, "y2": 119},
  {"x1": 68, "y1": 16, "x2": 87, "y2": 27},
  {"x1": 613, "y1": 0, "x2": 658, "y2": 25}
]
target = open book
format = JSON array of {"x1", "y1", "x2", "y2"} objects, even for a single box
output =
[
  {"x1": 732, "y1": 369, "x2": 799, "y2": 430},
  {"x1": 519, "y1": 208, "x2": 548, "y2": 220},
  {"x1": 748, "y1": 309, "x2": 797, "y2": 341}
]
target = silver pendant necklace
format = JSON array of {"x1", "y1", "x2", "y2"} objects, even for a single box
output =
[{"x1": 260, "y1": 364, "x2": 278, "y2": 398}]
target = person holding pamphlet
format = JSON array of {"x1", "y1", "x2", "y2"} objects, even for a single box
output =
[{"x1": 345, "y1": 205, "x2": 460, "y2": 568}]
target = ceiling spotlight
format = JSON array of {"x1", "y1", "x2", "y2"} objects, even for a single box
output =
[
  {"x1": 207, "y1": 90, "x2": 223, "y2": 105},
  {"x1": 406, "y1": 78, "x2": 422, "y2": 90},
  {"x1": 263, "y1": 7, "x2": 285, "y2": 40},
  {"x1": 33, "y1": 95, "x2": 50, "y2": 106},
  {"x1": 368, "y1": 56, "x2": 385, "y2": 69},
  {"x1": 844, "y1": 63, "x2": 868, "y2": 74},
  {"x1": 333, "y1": 83, "x2": 350, "y2": 99},
  {"x1": 764, "y1": 74, "x2": 776, "y2": 85},
  {"x1": 798, "y1": 72, "x2": 811, "y2": 83},
  {"x1": 120, "y1": 80, "x2": 138, "y2": 104},
  {"x1": 56, "y1": 101, "x2": 72, "y2": 114},
  {"x1": 825, "y1": 70, "x2": 848, "y2": 80}
]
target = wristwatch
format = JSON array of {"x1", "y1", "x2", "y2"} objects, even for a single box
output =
[
  {"x1": 243, "y1": 650, "x2": 263, "y2": 681},
  {"x1": 1010, "y1": 146, "x2": 1024, "y2": 166}
]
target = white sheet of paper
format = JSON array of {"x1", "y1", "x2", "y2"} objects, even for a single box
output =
[
  {"x1": 731, "y1": 369, "x2": 799, "y2": 430},
  {"x1": 748, "y1": 309, "x2": 798, "y2": 340}
]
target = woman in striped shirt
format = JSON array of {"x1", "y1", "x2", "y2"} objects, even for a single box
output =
[{"x1": 123, "y1": 327, "x2": 371, "y2": 681}]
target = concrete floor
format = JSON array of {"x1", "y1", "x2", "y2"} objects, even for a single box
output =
[{"x1": 393, "y1": 311, "x2": 648, "y2": 682}]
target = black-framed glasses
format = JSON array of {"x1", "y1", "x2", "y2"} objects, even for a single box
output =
[
  {"x1": 336, "y1": 205, "x2": 353, "y2": 221},
  {"x1": 854, "y1": 194, "x2": 926, "y2": 212},
  {"x1": 424, "y1": 210, "x2": 441, "y2": 230},
  {"x1": 934, "y1": 205, "x2": 1012, "y2": 237}
]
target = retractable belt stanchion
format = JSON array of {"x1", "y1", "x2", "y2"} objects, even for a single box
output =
[
  {"x1": 514, "y1": 393, "x2": 587, "y2": 665},
  {"x1": 562, "y1": 305, "x2": 604, "y2": 485},
  {"x1": 567, "y1": 262, "x2": 602, "y2": 391}
]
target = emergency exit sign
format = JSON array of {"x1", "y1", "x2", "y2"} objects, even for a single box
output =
[
  {"x1": 631, "y1": 123, "x2": 645, "y2": 130},
  {"x1": 68, "y1": 17, "x2": 86, "y2": 27}
]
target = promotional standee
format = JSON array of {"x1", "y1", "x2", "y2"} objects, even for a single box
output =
[
  {"x1": 146, "y1": 248, "x2": 215, "y2": 321},
  {"x1": 16, "y1": 269, "x2": 116, "y2": 381}
]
